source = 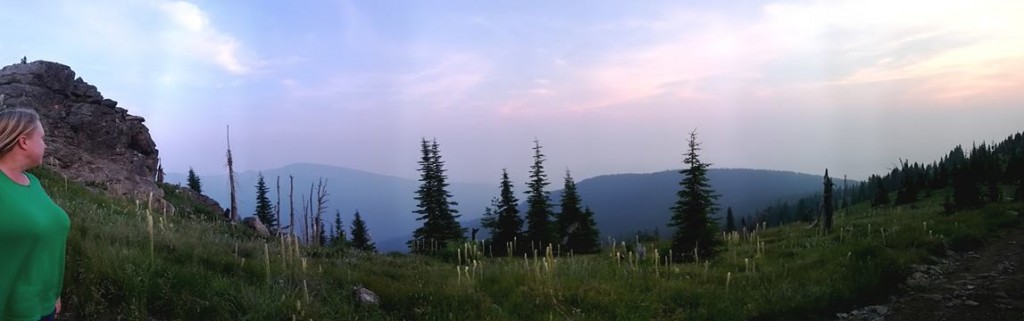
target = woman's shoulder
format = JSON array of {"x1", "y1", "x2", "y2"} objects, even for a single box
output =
[{"x1": 24, "y1": 172, "x2": 45, "y2": 187}]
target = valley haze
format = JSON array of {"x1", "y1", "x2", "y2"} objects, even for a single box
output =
[{"x1": 168, "y1": 164, "x2": 833, "y2": 252}]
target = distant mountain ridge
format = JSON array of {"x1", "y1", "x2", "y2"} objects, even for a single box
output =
[
  {"x1": 166, "y1": 163, "x2": 494, "y2": 252},
  {"x1": 170, "y1": 165, "x2": 833, "y2": 252},
  {"x1": 573, "y1": 168, "x2": 830, "y2": 240},
  {"x1": 382, "y1": 168, "x2": 833, "y2": 251}
]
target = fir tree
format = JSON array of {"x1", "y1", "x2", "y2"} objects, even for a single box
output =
[
  {"x1": 823, "y1": 169, "x2": 835, "y2": 233},
  {"x1": 725, "y1": 207, "x2": 735, "y2": 233},
  {"x1": 951, "y1": 165, "x2": 983, "y2": 209},
  {"x1": 496, "y1": 169, "x2": 524, "y2": 256},
  {"x1": 575, "y1": 207, "x2": 601, "y2": 254},
  {"x1": 254, "y1": 173, "x2": 276, "y2": 230},
  {"x1": 524, "y1": 140, "x2": 554, "y2": 251},
  {"x1": 186, "y1": 167, "x2": 202, "y2": 194},
  {"x1": 893, "y1": 161, "x2": 918, "y2": 205},
  {"x1": 409, "y1": 138, "x2": 464, "y2": 253},
  {"x1": 669, "y1": 130, "x2": 721, "y2": 262},
  {"x1": 332, "y1": 210, "x2": 346, "y2": 246},
  {"x1": 480, "y1": 198, "x2": 499, "y2": 232},
  {"x1": 556, "y1": 170, "x2": 581, "y2": 240},
  {"x1": 557, "y1": 170, "x2": 600, "y2": 254},
  {"x1": 871, "y1": 175, "x2": 889, "y2": 207},
  {"x1": 350, "y1": 211, "x2": 375, "y2": 252}
]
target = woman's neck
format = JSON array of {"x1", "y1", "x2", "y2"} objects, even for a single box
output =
[{"x1": 0, "y1": 157, "x2": 29, "y2": 185}]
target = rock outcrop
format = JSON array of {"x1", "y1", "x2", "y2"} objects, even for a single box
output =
[
  {"x1": 0, "y1": 60, "x2": 161, "y2": 200},
  {"x1": 242, "y1": 217, "x2": 270, "y2": 238}
]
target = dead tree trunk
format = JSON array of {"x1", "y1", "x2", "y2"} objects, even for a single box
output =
[
  {"x1": 314, "y1": 178, "x2": 329, "y2": 247},
  {"x1": 226, "y1": 125, "x2": 239, "y2": 222},
  {"x1": 307, "y1": 182, "x2": 315, "y2": 245},
  {"x1": 289, "y1": 175, "x2": 295, "y2": 237},
  {"x1": 275, "y1": 175, "x2": 281, "y2": 234},
  {"x1": 302, "y1": 192, "x2": 309, "y2": 245}
]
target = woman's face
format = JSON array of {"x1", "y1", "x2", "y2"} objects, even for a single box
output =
[{"x1": 21, "y1": 121, "x2": 46, "y2": 167}]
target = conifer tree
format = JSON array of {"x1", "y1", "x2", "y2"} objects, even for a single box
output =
[
  {"x1": 254, "y1": 173, "x2": 276, "y2": 230},
  {"x1": 557, "y1": 170, "x2": 600, "y2": 254},
  {"x1": 823, "y1": 169, "x2": 835, "y2": 233},
  {"x1": 186, "y1": 167, "x2": 202, "y2": 194},
  {"x1": 951, "y1": 165, "x2": 982, "y2": 209},
  {"x1": 480, "y1": 198, "x2": 499, "y2": 232},
  {"x1": 575, "y1": 207, "x2": 601, "y2": 254},
  {"x1": 409, "y1": 138, "x2": 464, "y2": 253},
  {"x1": 669, "y1": 130, "x2": 721, "y2": 262},
  {"x1": 871, "y1": 175, "x2": 889, "y2": 207},
  {"x1": 487, "y1": 169, "x2": 523, "y2": 256},
  {"x1": 725, "y1": 207, "x2": 735, "y2": 233},
  {"x1": 1012, "y1": 156, "x2": 1024, "y2": 201},
  {"x1": 350, "y1": 211, "x2": 375, "y2": 252},
  {"x1": 332, "y1": 210, "x2": 346, "y2": 246},
  {"x1": 524, "y1": 140, "x2": 554, "y2": 251}
]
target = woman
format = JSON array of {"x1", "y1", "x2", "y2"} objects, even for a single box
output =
[{"x1": 0, "y1": 108, "x2": 70, "y2": 321}]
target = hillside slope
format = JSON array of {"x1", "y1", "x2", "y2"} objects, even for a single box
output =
[{"x1": 51, "y1": 164, "x2": 1024, "y2": 320}]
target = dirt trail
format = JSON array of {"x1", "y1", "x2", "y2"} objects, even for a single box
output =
[{"x1": 838, "y1": 218, "x2": 1024, "y2": 321}]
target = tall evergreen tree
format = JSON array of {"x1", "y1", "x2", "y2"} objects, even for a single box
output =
[
  {"x1": 856, "y1": 182, "x2": 869, "y2": 204},
  {"x1": 430, "y1": 140, "x2": 464, "y2": 241},
  {"x1": 489, "y1": 169, "x2": 523, "y2": 256},
  {"x1": 556, "y1": 170, "x2": 581, "y2": 239},
  {"x1": 186, "y1": 167, "x2": 202, "y2": 194},
  {"x1": 254, "y1": 173, "x2": 276, "y2": 230},
  {"x1": 669, "y1": 130, "x2": 721, "y2": 262},
  {"x1": 725, "y1": 207, "x2": 735, "y2": 233},
  {"x1": 823, "y1": 169, "x2": 835, "y2": 233},
  {"x1": 894, "y1": 161, "x2": 919, "y2": 205},
  {"x1": 575, "y1": 207, "x2": 601, "y2": 254},
  {"x1": 332, "y1": 210, "x2": 346, "y2": 246},
  {"x1": 409, "y1": 138, "x2": 464, "y2": 253},
  {"x1": 871, "y1": 175, "x2": 889, "y2": 207},
  {"x1": 987, "y1": 179, "x2": 1001, "y2": 203},
  {"x1": 1017, "y1": 179, "x2": 1024, "y2": 202},
  {"x1": 951, "y1": 165, "x2": 983, "y2": 209},
  {"x1": 1013, "y1": 156, "x2": 1024, "y2": 201},
  {"x1": 350, "y1": 211, "x2": 375, "y2": 252},
  {"x1": 556, "y1": 170, "x2": 600, "y2": 254},
  {"x1": 524, "y1": 140, "x2": 554, "y2": 251},
  {"x1": 480, "y1": 198, "x2": 499, "y2": 232}
]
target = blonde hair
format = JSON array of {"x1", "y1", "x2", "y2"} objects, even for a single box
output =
[{"x1": 0, "y1": 108, "x2": 41, "y2": 157}]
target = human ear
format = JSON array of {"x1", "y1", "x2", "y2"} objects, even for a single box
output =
[{"x1": 16, "y1": 135, "x2": 29, "y2": 150}]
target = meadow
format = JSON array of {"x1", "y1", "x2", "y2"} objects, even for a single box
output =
[{"x1": 44, "y1": 167, "x2": 1021, "y2": 321}]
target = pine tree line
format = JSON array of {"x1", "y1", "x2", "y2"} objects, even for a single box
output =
[
  {"x1": 753, "y1": 131, "x2": 1024, "y2": 230},
  {"x1": 477, "y1": 141, "x2": 601, "y2": 257}
]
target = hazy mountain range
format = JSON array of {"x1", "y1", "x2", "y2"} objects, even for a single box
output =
[{"x1": 168, "y1": 164, "x2": 831, "y2": 252}]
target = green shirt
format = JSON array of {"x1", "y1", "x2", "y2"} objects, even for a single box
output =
[{"x1": 0, "y1": 172, "x2": 70, "y2": 321}]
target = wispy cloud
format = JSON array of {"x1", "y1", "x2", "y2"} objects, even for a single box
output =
[
  {"x1": 283, "y1": 52, "x2": 490, "y2": 111},
  {"x1": 157, "y1": 1, "x2": 260, "y2": 74},
  {"x1": 47, "y1": 0, "x2": 259, "y2": 77},
  {"x1": 573, "y1": 0, "x2": 1024, "y2": 110}
]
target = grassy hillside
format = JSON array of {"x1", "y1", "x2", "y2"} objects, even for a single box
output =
[{"x1": 45, "y1": 167, "x2": 1021, "y2": 320}]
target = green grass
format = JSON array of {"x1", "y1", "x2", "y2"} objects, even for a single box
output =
[{"x1": 40, "y1": 167, "x2": 1022, "y2": 320}]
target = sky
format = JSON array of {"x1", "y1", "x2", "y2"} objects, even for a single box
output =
[{"x1": 3, "y1": 0, "x2": 1023, "y2": 184}]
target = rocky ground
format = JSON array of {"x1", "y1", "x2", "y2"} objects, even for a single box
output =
[{"x1": 837, "y1": 214, "x2": 1024, "y2": 321}]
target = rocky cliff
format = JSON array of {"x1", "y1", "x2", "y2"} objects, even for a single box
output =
[{"x1": 0, "y1": 60, "x2": 163, "y2": 201}]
